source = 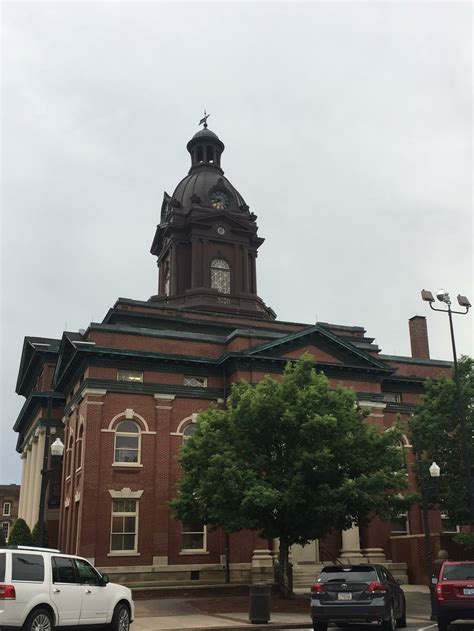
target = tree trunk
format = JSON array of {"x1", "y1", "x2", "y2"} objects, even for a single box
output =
[{"x1": 278, "y1": 538, "x2": 293, "y2": 598}]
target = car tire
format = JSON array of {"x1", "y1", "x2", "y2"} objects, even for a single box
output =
[
  {"x1": 437, "y1": 614, "x2": 450, "y2": 631},
  {"x1": 313, "y1": 623, "x2": 328, "y2": 631},
  {"x1": 23, "y1": 607, "x2": 54, "y2": 631},
  {"x1": 110, "y1": 603, "x2": 130, "y2": 631},
  {"x1": 381, "y1": 602, "x2": 396, "y2": 631},
  {"x1": 395, "y1": 597, "x2": 407, "y2": 628}
]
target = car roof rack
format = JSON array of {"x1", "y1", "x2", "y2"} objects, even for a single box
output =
[{"x1": 8, "y1": 545, "x2": 62, "y2": 553}]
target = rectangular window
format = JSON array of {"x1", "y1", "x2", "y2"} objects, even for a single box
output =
[
  {"x1": 0, "y1": 553, "x2": 5, "y2": 581},
  {"x1": 52, "y1": 557, "x2": 78, "y2": 584},
  {"x1": 183, "y1": 376, "x2": 208, "y2": 388},
  {"x1": 12, "y1": 553, "x2": 45, "y2": 582},
  {"x1": 382, "y1": 392, "x2": 402, "y2": 403},
  {"x1": 3, "y1": 502, "x2": 11, "y2": 516},
  {"x1": 117, "y1": 370, "x2": 143, "y2": 383},
  {"x1": 74, "y1": 558, "x2": 102, "y2": 585},
  {"x1": 110, "y1": 499, "x2": 138, "y2": 552},
  {"x1": 181, "y1": 521, "x2": 206, "y2": 551},
  {"x1": 391, "y1": 513, "x2": 409, "y2": 534},
  {"x1": 2, "y1": 522, "x2": 9, "y2": 541},
  {"x1": 441, "y1": 514, "x2": 459, "y2": 533}
]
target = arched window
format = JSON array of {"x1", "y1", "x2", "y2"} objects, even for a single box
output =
[
  {"x1": 114, "y1": 421, "x2": 140, "y2": 464},
  {"x1": 211, "y1": 258, "x2": 230, "y2": 295},
  {"x1": 76, "y1": 425, "x2": 84, "y2": 471},
  {"x1": 67, "y1": 434, "x2": 74, "y2": 477},
  {"x1": 183, "y1": 424, "x2": 197, "y2": 441}
]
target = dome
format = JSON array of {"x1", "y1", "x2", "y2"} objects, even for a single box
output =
[{"x1": 172, "y1": 167, "x2": 246, "y2": 212}]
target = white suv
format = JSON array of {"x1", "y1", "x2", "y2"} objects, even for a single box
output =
[{"x1": 0, "y1": 546, "x2": 134, "y2": 631}]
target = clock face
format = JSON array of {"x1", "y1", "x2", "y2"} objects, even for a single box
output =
[{"x1": 210, "y1": 190, "x2": 230, "y2": 210}]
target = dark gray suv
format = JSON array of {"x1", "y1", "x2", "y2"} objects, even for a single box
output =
[{"x1": 311, "y1": 564, "x2": 406, "y2": 631}]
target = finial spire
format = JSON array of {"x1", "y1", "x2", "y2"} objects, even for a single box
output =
[{"x1": 198, "y1": 110, "x2": 210, "y2": 129}]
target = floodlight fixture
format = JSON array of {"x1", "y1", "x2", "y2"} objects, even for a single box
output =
[
  {"x1": 421, "y1": 289, "x2": 435, "y2": 303},
  {"x1": 429, "y1": 461, "x2": 441, "y2": 478},
  {"x1": 457, "y1": 294, "x2": 472, "y2": 309},
  {"x1": 436, "y1": 289, "x2": 450, "y2": 304}
]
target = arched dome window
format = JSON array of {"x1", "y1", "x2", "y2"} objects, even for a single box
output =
[
  {"x1": 114, "y1": 420, "x2": 140, "y2": 464},
  {"x1": 211, "y1": 258, "x2": 230, "y2": 295}
]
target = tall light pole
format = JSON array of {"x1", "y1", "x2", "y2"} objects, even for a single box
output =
[
  {"x1": 415, "y1": 452, "x2": 441, "y2": 620},
  {"x1": 37, "y1": 436, "x2": 65, "y2": 546},
  {"x1": 421, "y1": 289, "x2": 473, "y2": 526}
]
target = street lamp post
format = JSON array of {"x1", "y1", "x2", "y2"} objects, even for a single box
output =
[
  {"x1": 421, "y1": 289, "x2": 473, "y2": 526},
  {"x1": 37, "y1": 435, "x2": 65, "y2": 547},
  {"x1": 415, "y1": 453, "x2": 441, "y2": 621}
]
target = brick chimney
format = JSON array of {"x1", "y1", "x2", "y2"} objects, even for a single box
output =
[{"x1": 409, "y1": 315, "x2": 430, "y2": 359}]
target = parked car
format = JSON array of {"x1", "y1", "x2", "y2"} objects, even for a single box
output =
[
  {"x1": 310, "y1": 564, "x2": 406, "y2": 631},
  {"x1": 0, "y1": 545, "x2": 134, "y2": 631},
  {"x1": 436, "y1": 560, "x2": 474, "y2": 631}
]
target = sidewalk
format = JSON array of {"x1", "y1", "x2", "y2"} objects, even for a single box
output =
[{"x1": 132, "y1": 586, "x2": 432, "y2": 631}]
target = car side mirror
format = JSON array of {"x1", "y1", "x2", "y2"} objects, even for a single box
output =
[{"x1": 101, "y1": 574, "x2": 109, "y2": 585}]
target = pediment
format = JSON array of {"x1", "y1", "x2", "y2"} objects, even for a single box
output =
[
  {"x1": 246, "y1": 325, "x2": 392, "y2": 372},
  {"x1": 188, "y1": 210, "x2": 256, "y2": 233}
]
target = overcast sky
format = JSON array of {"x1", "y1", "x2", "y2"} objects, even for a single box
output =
[{"x1": 1, "y1": 1, "x2": 472, "y2": 484}]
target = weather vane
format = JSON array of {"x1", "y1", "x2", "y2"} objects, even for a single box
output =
[{"x1": 198, "y1": 110, "x2": 210, "y2": 129}]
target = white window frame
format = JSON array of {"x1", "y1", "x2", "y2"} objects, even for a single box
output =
[
  {"x1": 114, "y1": 420, "x2": 141, "y2": 465},
  {"x1": 390, "y1": 512, "x2": 409, "y2": 535},
  {"x1": 183, "y1": 376, "x2": 208, "y2": 388},
  {"x1": 117, "y1": 370, "x2": 143, "y2": 383},
  {"x1": 110, "y1": 498, "x2": 139, "y2": 554},
  {"x1": 2, "y1": 502, "x2": 11, "y2": 517},
  {"x1": 2, "y1": 521, "x2": 9, "y2": 540},
  {"x1": 181, "y1": 522, "x2": 207, "y2": 553}
]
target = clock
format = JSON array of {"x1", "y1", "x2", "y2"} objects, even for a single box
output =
[
  {"x1": 210, "y1": 190, "x2": 230, "y2": 210},
  {"x1": 217, "y1": 226, "x2": 226, "y2": 235}
]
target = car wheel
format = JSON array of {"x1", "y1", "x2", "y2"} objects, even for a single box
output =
[
  {"x1": 381, "y1": 602, "x2": 396, "y2": 631},
  {"x1": 110, "y1": 603, "x2": 130, "y2": 631},
  {"x1": 23, "y1": 608, "x2": 54, "y2": 631},
  {"x1": 313, "y1": 623, "x2": 328, "y2": 631},
  {"x1": 437, "y1": 614, "x2": 450, "y2": 631},
  {"x1": 395, "y1": 597, "x2": 407, "y2": 628}
]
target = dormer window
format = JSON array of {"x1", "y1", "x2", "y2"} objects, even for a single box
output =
[{"x1": 211, "y1": 259, "x2": 231, "y2": 294}]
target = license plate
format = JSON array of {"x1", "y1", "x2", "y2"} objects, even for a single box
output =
[
  {"x1": 338, "y1": 592, "x2": 352, "y2": 600},
  {"x1": 463, "y1": 588, "x2": 474, "y2": 595}
]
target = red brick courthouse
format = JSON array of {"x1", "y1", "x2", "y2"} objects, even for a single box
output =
[{"x1": 14, "y1": 124, "x2": 454, "y2": 586}]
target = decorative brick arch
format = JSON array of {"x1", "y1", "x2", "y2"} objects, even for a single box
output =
[
  {"x1": 107, "y1": 409, "x2": 151, "y2": 433},
  {"x1": 172, "y1": 413, "x2": 199, "y2": 436}
]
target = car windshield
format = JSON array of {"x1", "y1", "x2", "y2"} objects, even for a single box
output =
[
  {"x1": 319, "y1": 566, "x2": 378, "y2": 582},
  {"x1": 442, "y1": 564, "x2": 474, "y2": 580}
]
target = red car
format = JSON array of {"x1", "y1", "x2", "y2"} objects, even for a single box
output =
[{"x1": 436, "y1": 560, "x2": 474, "y2": 631}]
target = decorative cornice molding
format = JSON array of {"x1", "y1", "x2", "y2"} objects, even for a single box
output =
[{"x1": 109, "y1": 488, "x2": 144, "y2": 499}]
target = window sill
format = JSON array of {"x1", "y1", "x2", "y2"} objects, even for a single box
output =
[
  {"x1": 112, "y1": 463, "x2": 143, "y2": 468},
  {"x1": 107, "y1": 551, "x2": 141, "y2": 557},
  {"x1": 179, "y1": 550, "x2": 209, "y2": 556}
]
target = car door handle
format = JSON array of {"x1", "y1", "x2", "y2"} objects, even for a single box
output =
[
  {"x1": 53, "y1": 588, "x2": 60, "y2": 594},
  {"x1": 85, "y1": 588, "x2": 92, "y2": 594}
]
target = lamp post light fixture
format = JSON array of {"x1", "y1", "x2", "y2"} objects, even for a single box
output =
[
  {"x1": 416, "y1": 453, "x2": 441, "y2": 621},
  {"x1": 421, "y1": 289, "x2": 473, "y2": 526},
  {"x1": 37, "y1": 435, "x2": 65, "y2": 547}
]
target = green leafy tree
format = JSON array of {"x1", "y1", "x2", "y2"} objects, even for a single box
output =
[
  {"x1": 410, "y1": 356, "x2": 474, "y2": 527},
  {"x1": 171, "y1": 354, "x2": 408, "y2": 596},
  {"x1": 0, "y1": 528, "x2": 6, "y2": 547},
  {"x1": 31, "y1": 521, "x2": 49, "y2": 547},
  {"x1": 7, "y1": 518, "x2": 32, "y2": 546}
]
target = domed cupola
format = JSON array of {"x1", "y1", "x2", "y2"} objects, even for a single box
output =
[
  {"x1": 171, "y1": 122, "x2": 247, "y2": 214},
  {"x1": 186, "y1": 127, "x2": 225, "y2": 173},
  {"x1": 149, "y1": 116, "x2": 275, "y2": 321}
]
